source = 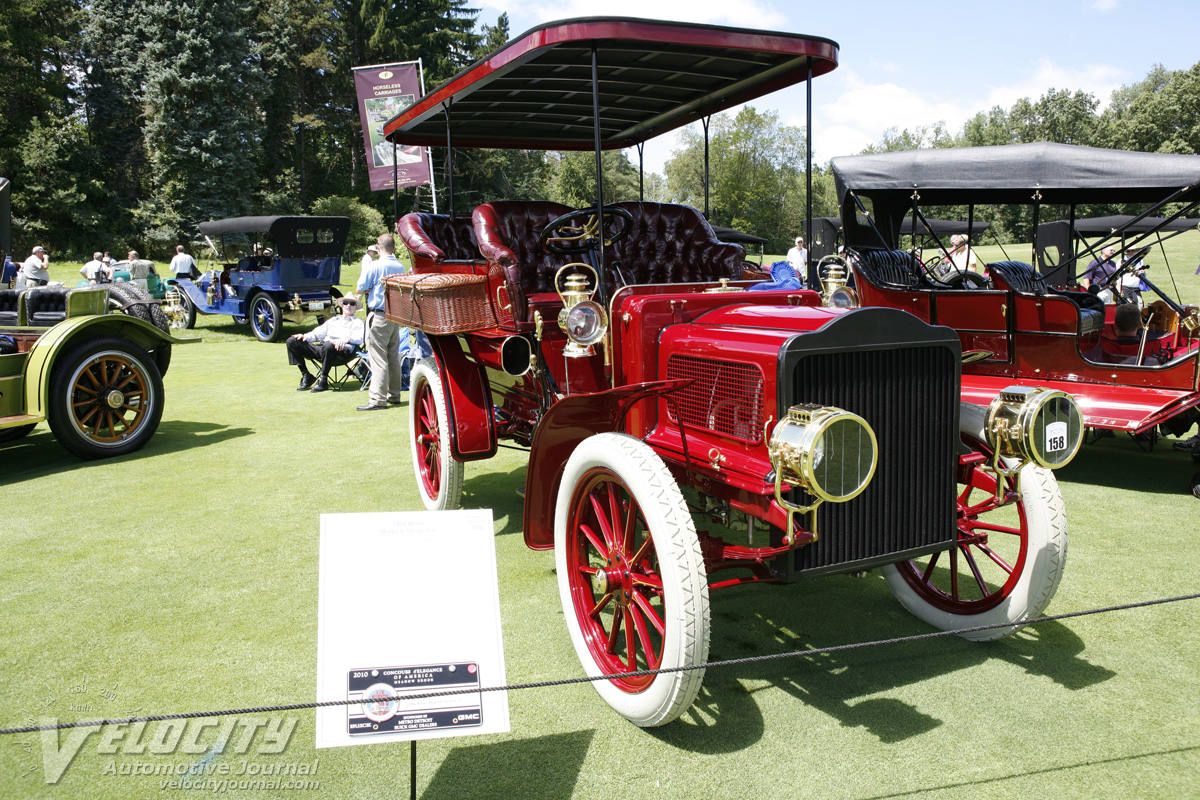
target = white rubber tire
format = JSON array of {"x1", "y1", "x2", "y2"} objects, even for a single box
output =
[
  {"x1": 881, "y1": 403, "x2": 1068, "y2": 641},
  {"x1": 408, "y1": 358, "x2": 463, "y2": 511},
  {"x1": 555, "y1": 433, "x2": 710, "y2": 727}
]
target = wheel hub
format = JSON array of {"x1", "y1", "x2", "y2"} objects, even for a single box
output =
[
  {"x1": 103, "y1": 389, "x2": 125, "y2": 409},
  {"x1": 601, "y1": 554, "x2": 631, "y2": 606}
]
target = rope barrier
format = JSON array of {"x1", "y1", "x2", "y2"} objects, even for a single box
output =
[{"x1": 3, "y1": 591, "x2": 1197, "y2": 736}]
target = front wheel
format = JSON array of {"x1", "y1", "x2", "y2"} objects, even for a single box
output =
[
  {"x1": 250, "y1": 294, "x2": 282, "y2": 342},
  {"x1": 555, "y1": 433, "x2": 710, "y2": 727},
  {"x1": 46, "y1": 337, "x2": 165, "y2": 459},
  {"x1": 881, "y1": 403, "x2": 1067, "y2": 640},
  {"x1": 408, "y1": 358, "x2": 463, "y2": 510}
]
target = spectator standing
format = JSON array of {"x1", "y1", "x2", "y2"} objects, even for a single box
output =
[
  {"x1": 125, "y1": 250, "x2": 151, "y2": 290},
  {"x1": 15, "y1": 246, "x2": 49, "y2": 288},
  {"x1": 1081, "y1": 245, "x2": 1117, "y2": 291},
  {"x1": 355, "y1": 234, "x2": 409, "y2": 411},
  {"x1": 361, "y1": 243, "x2": 379, "y2": 272},
  {"x1": 170, "y1": 245, "x2": 199, "y2": 280},
  {"x1": 785, "y1": 237, "x2": 807, "y2": 282},
  {"x1": 948, "y1": 234, "x2": 978, "y2": 273},
  {"x1": 80, "y1": 252, "x2": 106, "y2": 283}
]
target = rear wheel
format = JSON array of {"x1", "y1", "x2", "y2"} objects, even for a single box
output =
[
  {"x1": 881, "y1": 403, "x2": 1067, "y2": 640},
  {"x1": 46, "y1": 337, "x2": 165, "y2": 460},
  {"x1": 555, "y1": 433, "x2": 710, "y2": 727},
  {"x1": 250, "y1": 294, "x2": 282, "y2": 342},
  {"x1": 408, "y1": 358, "x2": 463, "y2": 510}
]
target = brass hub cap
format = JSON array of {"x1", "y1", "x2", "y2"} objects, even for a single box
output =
[{"x1": 103, "y1": 389, "x2": 125, "y2": 409}]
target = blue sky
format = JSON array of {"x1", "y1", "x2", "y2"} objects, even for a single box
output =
[{"x1": 470, "y1": 0, "x2": 1199, "y2": 171}]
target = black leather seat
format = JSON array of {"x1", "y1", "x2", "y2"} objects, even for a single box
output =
[
  {"x1": 849, "y1": 248, "x2": 923, "y2": 289},
  {"x1": 0, "y1": 289, "x2": 19, "y2": 326},
  {"x1": 26, "y1": 287, "x2": 68, "y2": 326},
  {"x1": 990, "y1": 260, "x2": 1105, "y2": 335}
]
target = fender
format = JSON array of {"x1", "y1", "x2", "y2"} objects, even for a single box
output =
[
  {"x1": 523, "y1": 378, "x2": 689, "y2": 551},
  {"x1": 960, "y1": 372, "x2": 1200, "y2": 434},
  {"x1": 427, "y1": 334, "x2": 497, "y2": 460},
  {"x1": 23, "y1": 316, "x2": 192, "y2": 417}
]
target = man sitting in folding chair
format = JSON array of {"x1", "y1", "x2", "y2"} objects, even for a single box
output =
[{"x1": 286, "y1": 295, "x2": 367, "y2": 392}]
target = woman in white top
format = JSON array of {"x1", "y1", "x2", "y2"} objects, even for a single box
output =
[{"x1": 947, "y1": 234, "x2": 978, "y2": 273}]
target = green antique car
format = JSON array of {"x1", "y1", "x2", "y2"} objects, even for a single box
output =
[{"x1": 1, "y1": 179, "x2": 189, "y2": 459}]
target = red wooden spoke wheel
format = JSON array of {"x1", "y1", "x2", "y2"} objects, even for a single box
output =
[
  {"x1": 555, "y1": 433, "x2": 709, "y2": 726},
  {"x1": 882, "y1": 404, "x2": 1067, "y2": 641},
  {"x1": 407, "y1": 359, "x2": 462, "y2": 510}
]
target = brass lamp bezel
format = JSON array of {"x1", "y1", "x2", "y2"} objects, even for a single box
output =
[{"x1": 984, "y1": 386, "x2": 1083, "y2": 471}]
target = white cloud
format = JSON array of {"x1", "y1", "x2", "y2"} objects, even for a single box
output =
[
  {"x1": 1087, "y1": 0, "x2": 1118, "y2": 11},
  {"x1": 802, "y1": 59, "x2": 1128, "y2": 163}
]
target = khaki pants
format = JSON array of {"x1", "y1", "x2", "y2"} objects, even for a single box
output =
[{"x1": 365, "y1": 311, "x2": 404, "y2": 404}]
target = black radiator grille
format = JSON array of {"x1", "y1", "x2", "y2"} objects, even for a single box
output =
[{"x1": 789, "y1": 345, "x2": 959, "y2": 575}]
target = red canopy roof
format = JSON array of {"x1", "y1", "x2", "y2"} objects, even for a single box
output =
[{"x1": 383, "y1": 17, "x2": 838, "y2": 151}]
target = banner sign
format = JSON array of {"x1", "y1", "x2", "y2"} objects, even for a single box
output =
[{"x1": 353, "y1": 62, "x2": 430, "y2": 192}]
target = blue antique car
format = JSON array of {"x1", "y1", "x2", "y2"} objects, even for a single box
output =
[{"x1": 167, "y1": 215, "x2": 351, "y2": 342}]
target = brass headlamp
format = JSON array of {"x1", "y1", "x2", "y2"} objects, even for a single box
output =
[
  {"x1": 768, "y1": 404, "x2": 878, "y2": 543},
  {"x1": 818, "y1": 256, "x2": 860, "y2": 308},
  {"x1": 982, "y1": 386, "x2": 1083, "y2": 499},
  {"x1": 554, "y1": 264, "x2": 607, "y2": 358}
]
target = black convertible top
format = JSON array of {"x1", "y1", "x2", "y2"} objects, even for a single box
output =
[
  {"x1": 711, "y1": 224, "x2": 768, "y2": 246},
  {"x1": 198, "y1": 216, "x2": 351, "y2": 258},
  {"x1": 1046, "y1": 214, "x2": 1200, "y2": 236},
  {"x1": 832, "y1": 143, "x2": 1200, "y2": 206}
]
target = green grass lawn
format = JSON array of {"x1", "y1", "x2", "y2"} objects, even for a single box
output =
[{"x1": 2, "y1": 256, "x2": 1199, "y2": 799}]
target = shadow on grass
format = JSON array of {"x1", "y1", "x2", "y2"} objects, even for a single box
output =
[
  {"x1": 0, "y1": 421, "x2": 253, "y2": 485},
  {"x1": 654, "y1": 576, "x2": 1115, "y2": 751},
  {"x1": 859, "y1": 743, "x2": 1200, "y2": 799},
  {"x1": 462, "y1": 464, "x2": 528, "y2": 537},
  {"x1": 1059, "y1": 436, "x2": 1198, "y2": 493},
  {"x1": 421, "y1": 730, "x2": 594, "y2": 800}
]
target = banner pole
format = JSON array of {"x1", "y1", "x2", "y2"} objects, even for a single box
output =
[{"x1": 419, "y1": 58, "x2": 439, "y2": 215}]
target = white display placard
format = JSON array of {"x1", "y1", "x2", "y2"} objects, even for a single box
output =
[{"x1": 315, "y1": 510, "x2": 509, "y2": 748}]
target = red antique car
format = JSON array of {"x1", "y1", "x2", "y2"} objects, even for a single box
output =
[
  {"x1": 381, "y1": 18, "x2": 1083, "y2": 726},
  {"x1": 829, "y1": 143, "x2": 1200, "y2": 447}
]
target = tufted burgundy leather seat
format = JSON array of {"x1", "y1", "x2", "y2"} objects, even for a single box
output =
[
  {"x1": 605, "y1": 202, "x2": 745, "y2": 287},
  {"x1": 472, "y1": 201, "x2": 574, "y2": 324},
  {"x1": 396, "y1": 213, "x2": 482, "y2": 272}
]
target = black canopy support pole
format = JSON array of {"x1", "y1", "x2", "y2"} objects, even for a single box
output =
[
  {"x1": 805, "y1": 65, "x2": 813, "y2": 286},
  {"x1": 850, "y1": 191, "x2": 889, "y2": 249},
  {"x1": 637, "y1": 142, "x2": 644, "y2": 200},
  {"x1": 591, "y1": 43, "x2": 607, "y2": 305},
  {"x1": 392, "y1": 142, "x2": 399, "y2": 226},
  {"x1": 967, "y1": 204, "x2": 974, "y2": 261},
  {"x1": 443, "y1": 99, "x2": 455, "y2": 219},
  {"x1": 702, "y1": 115, "x2": 711, "y2": 219},
  {"x1": 1066, "y1": 203, "x2": 1076, "y2": 283},
  {"x1": 1030, "y1": 191, "x2": 1041, "y2": 264}
]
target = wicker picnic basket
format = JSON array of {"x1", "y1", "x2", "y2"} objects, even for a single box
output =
[{"x1": 384, "y1": 272, "x2": 497, "y2": 334}]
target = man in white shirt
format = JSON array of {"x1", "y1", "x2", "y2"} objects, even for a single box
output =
[
  {"x1": 360, "y1": 243, "x2": 379, "y2": 272},
  {"x1": 286, "y1": 295, "x2": 367, "y2": 392},
  {"x1": 786, "y1": 236, "x2": 807, "y2": 283},
  {"x1": 16, "y1": 246, "x2": 49, "y2": 288},
  {"x1": 170, "y1": 244, "x2": 199, "y2": 280},
  {"x1": 80, "y1": 252, "x2": 106, "y2": 283}
]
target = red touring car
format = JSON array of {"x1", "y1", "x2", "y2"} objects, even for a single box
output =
[{"x1": 380, "y1": 19, "x2": 1083, "y2": 725}]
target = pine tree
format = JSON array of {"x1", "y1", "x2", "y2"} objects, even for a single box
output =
[{"x1": 137, "y1": 0, "x2": 264, "y2": 249}]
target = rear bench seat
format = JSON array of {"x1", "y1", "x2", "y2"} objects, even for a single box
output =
[{"x1": 988, "y1": 260, "x2": 1104, "y2": 335}]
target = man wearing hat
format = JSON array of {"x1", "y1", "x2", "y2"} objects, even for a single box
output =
[
  {"x1": 361, "y1": 243, "x2": 379, "y2": 272},
  {"x1": 285, "y1": 294, "x2": 367, "y2": 392},
  {"x1": 16, "y1": 245, "x2": 50, "y2": 288}
]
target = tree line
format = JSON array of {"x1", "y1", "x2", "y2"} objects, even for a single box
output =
[{"x1": 2, "y1": 0, "x2": 1197, "y2": 258}]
